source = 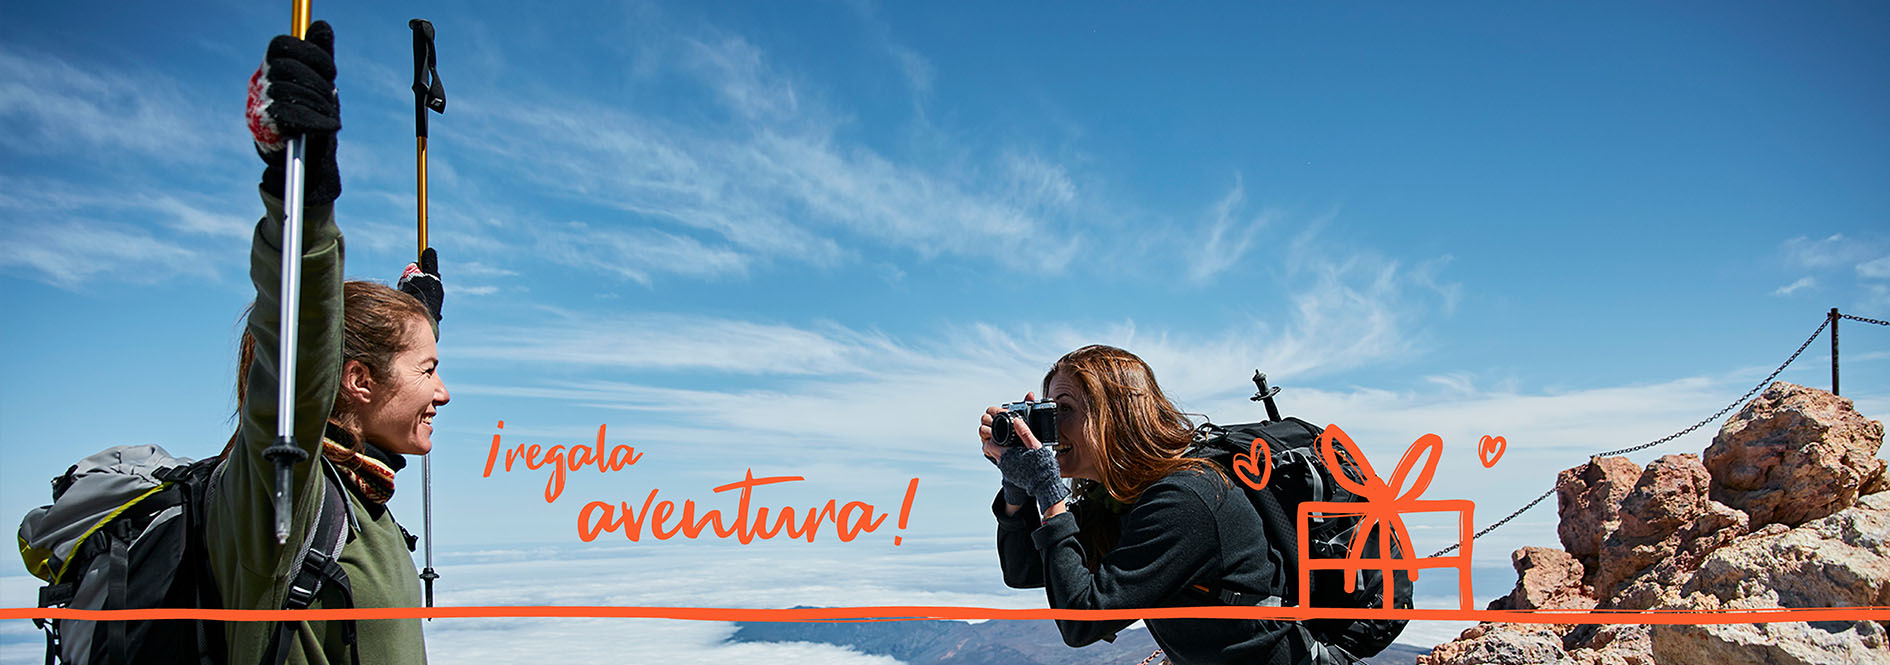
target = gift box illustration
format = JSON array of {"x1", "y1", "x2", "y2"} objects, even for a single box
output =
[{"x1": 1294, "y1": 425, "x2": 1474, "y2": 612}]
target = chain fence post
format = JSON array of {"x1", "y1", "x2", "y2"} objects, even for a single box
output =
[{"x1": 1830, "y1": 307, "x2": 1839, "y2": 396}]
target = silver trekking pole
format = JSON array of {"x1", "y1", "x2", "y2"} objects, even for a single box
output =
[{"x1": 262, "y1": 0, "x2": 317, "y2": 546}]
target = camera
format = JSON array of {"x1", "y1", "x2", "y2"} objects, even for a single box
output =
[{"x1": 990, "y1": 400, "x2": 1057, "y2": 447}]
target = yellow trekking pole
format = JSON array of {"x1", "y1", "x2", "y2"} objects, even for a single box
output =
[
  {"x1": 263, "y1": 0, "x2": 316, "y2": 546},
  {"x1": 410, "y1": 17, "x2": 446, "y2": 609}
]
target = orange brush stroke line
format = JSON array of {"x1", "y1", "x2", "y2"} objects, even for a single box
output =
[{"x1": 6, "y1": 606, "x2": 1890, "y2": 625}]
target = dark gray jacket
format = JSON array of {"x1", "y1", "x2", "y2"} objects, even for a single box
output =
[{"x1": 996, "y1": 468, "x2": 1322, "y2": 664}]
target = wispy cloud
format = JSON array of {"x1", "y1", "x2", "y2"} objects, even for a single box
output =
[
  {"x1": 0, "y1": 43, "x2": 261, "y2": 290},
  {"x1": 0, "y1": 47, "x2": 230, "y2": 162},
  {"x1": 1188, "y1": 174, "x2": 1276, "y2": 284},
  {"x1": 0, "y1": 219, "x2": 216, "y2": 290},
  {"x1": 441, "y1": 16, "x2": 1091, "y2": 286},
  {"x1": 891, "y1": 45, "x2": 935, "y2": 100},
  {"x1": 1265, "y1": 224, "x2": 1459, "y2": 377},
  {"x1": 1426, "y1": 372, "x2": 1478, "y2": 395},
  {"x1": 842, "y1": 0, "x2": 936, "y2": 114},
  {"x1": 684, "y1": 35, "x2": 802, "y2": 120},
  {"x1": 1782, "y1": 234, "x2": 1881, "y2": 272},
  {"x1": 537, "y1": 223, "x2": 754, "y2": 284},
  {"x1": 0, "y1": 177, "x2": 252, "y2": 288},
  {"x1": 455, "y1": 312, "x2": 896, "y2": 376},
  {"x1": 1779, "y1": 235, "x2": 1890, "y2": 311},
  {"x1": 456, "y1": 261, "x2": 521, "y2": 279},
  {"x1": 1858, "y1": 256, "x2": 1890, "y2": 280},
  {"x1": 1774, "y1": 276, "x2": 1816, "y2": 296}
]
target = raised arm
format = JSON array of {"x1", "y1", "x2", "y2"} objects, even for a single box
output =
[{"x1": 209, "y1": 18, "x2": 347, "y2": 596}]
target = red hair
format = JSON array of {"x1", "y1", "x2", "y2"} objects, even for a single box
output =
[{"x1": 1044, "y1": 345, "x2": 1214, "y2": 504}]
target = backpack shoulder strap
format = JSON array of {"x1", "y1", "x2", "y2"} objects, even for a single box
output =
[
  {"x1": 1251, "y1": 484, "x2": 1300, "y2": 600},
  {"x1": 261, "y1": 459, "x2": 361, "y2": 665}
]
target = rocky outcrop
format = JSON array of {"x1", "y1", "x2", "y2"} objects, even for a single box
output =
[
  {"x1": 1556, "y1": 457, "x2": 1641, "y2": 585},
  {"x1": 1420, "y1": 383, "x2": 1887, "y2": 665},
  {"x1": 1592, "y1": 454, "x2": 1750, "y2": 607},
  {"x1": 1704, "y1": 381, "x2": 1886, "y2": 528},
  {"x1": 1420, "y1": 623, "x2": 1571, "y2": 665},
  {"x1": 1649, "y1": 491, "x2": 1890, "y2": 665},
  {"x1": 1488, "y1": 547, "x2": 1592, "y2": 612}
]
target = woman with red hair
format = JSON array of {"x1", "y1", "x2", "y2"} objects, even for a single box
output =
[{"x1": 983, "y1": 345, "x2": 1340, "y2": 664}]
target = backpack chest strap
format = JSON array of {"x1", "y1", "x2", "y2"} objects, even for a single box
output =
[{"x1": 1187, "y1": 584, "x2": 1284, "y2": 607}]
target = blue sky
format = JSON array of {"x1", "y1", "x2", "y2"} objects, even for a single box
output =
[{"x1": 3, "y1": 1, "x2": 1889, "y2": 659}]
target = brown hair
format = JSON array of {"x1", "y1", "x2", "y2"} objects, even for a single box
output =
[
  {"x1": 335, "y1": 281, "x2": 433, "y2": 387},
  {"x1": 226, "y1": 281, "x2": 432, "y2": 455}
]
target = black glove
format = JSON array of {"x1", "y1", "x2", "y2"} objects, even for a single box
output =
[
  {"x1": 399, "y1": 247, "x2": 444, "y2": 323},
  {"x1": 247, "y1": 20, "x2": 341, "y2": 205}
]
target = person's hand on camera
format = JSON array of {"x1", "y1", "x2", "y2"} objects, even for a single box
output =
[
  {"x1": 246, "y1": 20, "x2": 341, "y2": 205},
  {"x1": 978, "y1": 391, "x2": 1036, "y2": 460},
  {"x1": 980, "y1": 399, "x2": 1032, "y2": 508},
  {"x1": 981, "y1": 392, "x2": 1070, "y2": 515}
]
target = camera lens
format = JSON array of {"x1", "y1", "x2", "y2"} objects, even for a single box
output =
[{"x1": 991, "y1": 404, "x2": 1024, "y2": 446}]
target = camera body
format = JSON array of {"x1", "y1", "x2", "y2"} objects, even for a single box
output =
[{"x1": 991, "y1": 400, "x2": 1058, "y2": 447}]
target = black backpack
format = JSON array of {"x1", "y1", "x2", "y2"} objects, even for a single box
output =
[
  {"x1": 17, "y1": 445, "x2": 360, "y2": 665},
  {"x1": 1186, "y1": 373, "x2": 1413, "y2": 660}
]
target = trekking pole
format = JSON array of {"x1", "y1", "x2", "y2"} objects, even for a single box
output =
[
  {"x1": 410, "y1": 17, "x2": 446, "y2": 610},
  {"x1": 262, "y1": 0, "x2": 317, "y2": 546},
  {"x1": 1250, "y1": 371, "x2": 1283, "y2": 423}
]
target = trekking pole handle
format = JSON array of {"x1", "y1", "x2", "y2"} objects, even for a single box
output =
[
  {"x1": 1251, "y1": 371, "x2": 1283, "y2": 423},
  {"x1": 409, "y1": 18, "x2": 444, "y2": 260}
]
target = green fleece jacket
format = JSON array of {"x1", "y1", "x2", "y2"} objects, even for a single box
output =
[{"x1": 206, "y1": 192, "x2": 427, "y2": 665}]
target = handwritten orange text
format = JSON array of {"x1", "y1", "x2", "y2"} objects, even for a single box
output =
[
  {"x1": 482, "y1": 421, "x2": 646, "y2": 503},
  {"x1": 577, "y1": 471, "x2": 920, "y2": 544}
]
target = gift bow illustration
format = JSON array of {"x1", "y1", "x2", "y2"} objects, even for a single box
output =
[{"x1": 1317, "y1": 425, "x2": 1443, "y2": 587}]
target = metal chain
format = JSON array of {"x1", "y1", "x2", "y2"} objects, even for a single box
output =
[
  {"x1": 1135, "y1": 649, "x2": 1165, "y2": 665},
  {"x1": 1594, "y1": 315, "x2": 1830, "y2": 458},
  {"x1": 1840, "y1": 313, "x2": 1890, "y2": 327},
  {"x1": 1427, "y1": 315, "x2": 1835, "y2": 558},
  {"x1": 1428, "y1": 487, "x2": 1555, "y2": 558}
]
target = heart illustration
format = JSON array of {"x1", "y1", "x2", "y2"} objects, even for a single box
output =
[
  {"x1": 1478, "y1": 435, "x2": 1507, "y2": 468},
  {"x1": 1231, "y1": 436, "x2": 1273, "y2": 491}
]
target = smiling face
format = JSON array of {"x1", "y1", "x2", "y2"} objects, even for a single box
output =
[
  {"x1": 355, "y1": 316, "x2": 450, "y2": 455},
  {"x1": 1046, "y1": 369, "x2": 1101, "y2": 482}
]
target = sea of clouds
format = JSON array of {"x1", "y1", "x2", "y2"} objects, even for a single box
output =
[{"x1": 2, "y1": 534, "x2": 1510, "y2": 664}]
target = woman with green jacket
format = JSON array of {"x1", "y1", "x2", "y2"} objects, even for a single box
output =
[{"x1": 208, "y1": 21, "x2": 449, "y2": 665}]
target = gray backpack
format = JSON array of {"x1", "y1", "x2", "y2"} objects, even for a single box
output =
[{"x1": 17, "y1": 444, "x2": 356, "y2": 665}]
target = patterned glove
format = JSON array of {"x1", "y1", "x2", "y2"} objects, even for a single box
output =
[
  {"x1": 398, "y1": 247, "x2": 444, "y2": 323},
  {"x1": 246, "y1": 20, "x2": 341, "y2": 205}
]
